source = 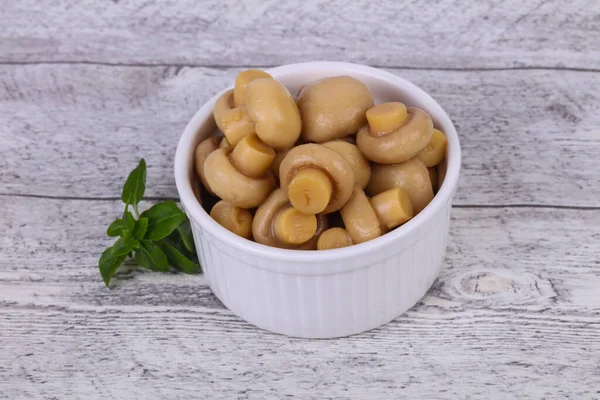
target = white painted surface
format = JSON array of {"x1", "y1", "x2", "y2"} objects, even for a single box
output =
[{"x1": 1, "y1": 0, "x2": 599, "y2": 398}]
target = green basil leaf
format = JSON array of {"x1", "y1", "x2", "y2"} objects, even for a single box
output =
[
  {"x1": 135, "y1": 240, "x2": 169, "y2": 271},
  {"x1": 133, "y1": 217, "x2": 148, "y2": 239},
  {"x1": 99, "y1": 246, "x2": 126, "y2": 287},
  {"x1": 106, "y1": 218, "x2": 125, "y2": 237},
  {"x1": 121, "y1": 158, "x2": 146, "y2": 207},
  {"x1": 112, "y1": 237, "x2": 139, "y2": 257},
  {"x1": 158, "y1": 242, "x2": 200, "y2": 274},
  {"x1": 141, "y1": 201, "x2": 187, "y2": 241},
  {"x1": 123, "y1": 210, "x2": 135, "y2": 232},
  {"x1": 176, "y1": 219, "x2": 195, "y2": 253}
]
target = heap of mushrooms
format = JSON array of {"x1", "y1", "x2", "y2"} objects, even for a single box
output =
[{"x1": 193, "y1": 70, "x2": 448, "y2": 250}]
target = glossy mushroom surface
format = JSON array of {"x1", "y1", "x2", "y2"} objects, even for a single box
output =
[
  {"x1": 252, "y1": 188, "x2": 326, "y2": 249},
  {"x1": 322, "y1": 140, "x2": 371, "y2": 189},
  {"x1": 213, "y1": 90, "x2": 255, "y2": 146},
  {"x1": 297, "y1": 76, "x2": 374, "y2": 143},
  {"x1": 194, "y1": 136, "x2": 220, "y2": 195},
  {"x1": 203, "y1": 147, "x2": 276, "y2": 208},
  {"x1": 210, "y1": 200, "x2": 253, "y2": 239},
  {"x1": 245, "y1": 78, "x2": 302, "y2": 150},
  {"x1": 357, "y1": 106, "x2": 433, "y2": 164},
  {"x1": 279, "y1": 144, "x2": 355, "y2": 214},
  {"x1": 367, "y1": 158, "x2": 434, "y2": 214}
]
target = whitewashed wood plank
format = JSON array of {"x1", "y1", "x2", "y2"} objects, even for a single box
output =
[
  {"x1": 1, "y1": 307, "x2": 598, "y2": 399},
  {"x1": 1, "y1": 201, "x2": 600, "y2": 398},
  {"x1": 1, "y1": 0, "x2": 599, "y2": 69},
  {"x1": 1, "y1": 65, "x2": 599, "y2": 206},
  {"x1": 2, "y1": 197, "x2": 599, "y2": 312}
]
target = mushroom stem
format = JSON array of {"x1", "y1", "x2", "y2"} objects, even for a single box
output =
[
  {"x1": 317, "y1": 227, "x2": 353, "y2": 250},
  {"x1": 273, "y1": 207, "x2": 317, "y2": 245},
  {"x1": 369, "y1": 188, "x2": 414, "y2": 231},
  {"x1": 287, "y1": 168, "x2": 333, "y2": 215},
  {"x1": 230, "y1": 133, "x2": 275, "y2": 178},
  {"x1": 210, "y1": 200, "x2": 254, "y2": 239},
  {"x1": 366, "y1": 102, "x2": 408, "y2": 135}
]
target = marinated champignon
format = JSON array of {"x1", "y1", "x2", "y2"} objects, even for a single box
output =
[
  {"x1": 245, "y1": 78, "x2": 302, "y2": 150},
  {"x1": 340, "y1": 186, "x2": 382, "y2": 244},
  {"x1": 369, "y1": 188, "x2": 414, "y2": 231},
  {"x1": 417, "y1": 128, "x2": 447, "y2": 167},
  {"x1": 210, "y1": 200, "x2": 253, "y2": 239},
  {"x1": 194, "y1": 136, "x2": 220, "y2": 195},
  {"x1": 357, "y1": 104, "x2": 433, "y2": 164},
  {"x1": 297, "y1": 76, "x2": 374, "y2": 143},
  {"x1": 252, "y1": 188, "x2": 328, "y2": 249},
  {"x1": 367, "y1": 158, "x2": 434, "y2": 214},
  {"x1": 341, "y1": 185, "x2": 415, "y2": 244},
  {"x1": 322, "y1": 140, "x2": 371, "y2": 189},
  {"x1": 233, "y1": 69, "x2": 273, "y2": 107},
  {"x1": 213, "y1": 90, "x2": 255, "y2": 146},
  {"x1": 316, "y1": 227, "x2": 353, "y2": 250},
  {"x1": 279, "y1": 144, "x2": 355, "y2": 215},
  {"x1": 203, "y1": 141, "x2": 276, "y2": 209}
]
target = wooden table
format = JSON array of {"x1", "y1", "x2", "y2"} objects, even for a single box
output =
[{"x1": 2, "y1": 1, "x2": 599, "y2": 398}]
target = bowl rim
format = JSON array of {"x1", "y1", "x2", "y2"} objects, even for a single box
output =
[{"x1": 174, "y1": 61, "x2": 461, "y2": 263}]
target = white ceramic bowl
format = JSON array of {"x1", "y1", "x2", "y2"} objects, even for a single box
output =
[{"x1": 174, "y1": 62, "x2": 461, "y2": 338}]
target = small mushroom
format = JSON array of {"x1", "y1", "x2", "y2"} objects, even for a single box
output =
[
  {"x1": 357, "y1": 104, "x2": 433, "y2": 164},
  {"x1": 369, "y1": 188, "x2": 414, "y2": 230},
  {"x1": 417, "y1": 128, "x2": 447, "y2": 167},
  {"x1": 210, "y1": 200, "x2": 253, "y2": 239},
  {"x1": 252, "y1": 188, "x2": 328, "y2": 249},
  {"x1": 340, "y1": 186, "x2": 382, "y2": 244},
  {"x1": 322, "y1": 140, "x2": 371, "y2": 189},
  {"x1": 367, "y1": 158, "x2": 434, "y2": 214},
  {"x1": 213, "y1": 90, "x2": 255, "y2": 146},
  {"x1": 297, "y1": 76, "x2": 374, "y2": 143},
  {"x1": 341, "y1": 185, "x2": 414, "y2": 244},
  {"x1": 245, "y1": 78, "x2": 302, "y2": 150},
  {"x1": 233, "y1": 69, "x2": 273, "y2": 107},
  {"x1": 316, "y1": 227, "x2": 353, "y2": 250},
  {"x1": 279, "y1": 144, "x2": 355, "y2": 215},
  {"x1": 194, "y1": 136, "x2": 220, "y2": 195},
  {"x1": 203, "y1": 136, "x2": 276, "y2": 208}
]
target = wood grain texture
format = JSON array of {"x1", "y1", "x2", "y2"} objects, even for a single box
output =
[
  {"x1": 1, "y1": 65, "x2": 599, "y2": 206},
  {"x1": 1, "y1": 0, "x2": 599, "y2": 69},
  {"x1": 1, "y1": 197, "x2": 600, "y2": 399},
  {"x1": 2, "y1": 1, "x2": 600, "y2": 397}
]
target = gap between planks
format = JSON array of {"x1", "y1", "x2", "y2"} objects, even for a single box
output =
[
  {"x1": 0, "y1": 60, "x2": 599, "y2": 74},
  {"x1": 1, "y1": 192, "x2": 599, "y2": 211}
]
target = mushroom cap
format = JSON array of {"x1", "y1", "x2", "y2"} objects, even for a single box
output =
[
  {"x1": 194, "y1": 136, "x2": 220, "y2": 196},
  {"x1": 210, "y1": 200, "x2": 253, "y2": 239},
  {"x1": 233, "y1": 69, "x2": 273, "y2": 107},
  {"x1": 322, "y1": 140, "x2": 371, "y2": 189},
  {"x1": 279, "y1": 143, "x2": 355, "y2": 214},
  {"x1": 252, "y1": 188, "x2": 327, "y2": 249},
  {"x1": 297, "y1": 76, "x2": 374, "y2": 143},
  {"x1": 204, "y1": 147, "x2": 276, "y2": 209},
  {"x1": 357, "y1": 107, "x2": 433, "y2": 164},
  {"x1": 367, "y1": 158, "x2": 434, "y2": 214},
  {"x1": 340, "y1": 185, "x2": 382, "y2": 244},
  {"x1": 244, "y1": 78, "x2": 302, "y2": 150}
]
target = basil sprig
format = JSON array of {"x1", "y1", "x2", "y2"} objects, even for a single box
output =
[{"x1": 99, "y1": 159, "x2": 200, "y2": 287}]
